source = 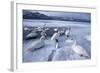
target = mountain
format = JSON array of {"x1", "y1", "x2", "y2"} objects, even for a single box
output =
[
  {"x1": 23, "y1": 10, "x2": 53, "y2": 20},
  {"x1": 23, "y1": 10, "x2": 90, "y2": 22}
]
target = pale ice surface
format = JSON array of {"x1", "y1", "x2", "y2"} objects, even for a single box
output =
[{"x1": 23, "y1": 19, "x2": 91, "y2": 62}]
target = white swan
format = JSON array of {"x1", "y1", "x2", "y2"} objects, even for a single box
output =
[
  {"x1": 51, "y1": 28, "x2": 61, "y2": 48},
  {"x1": 65, "y1": 26, "x2": 71, "y2": 38},
  {"x1": 28, "y1": 37, "x2": 45, "y2": 52},
  {"x1": 26, "y1": 30, "x2": 38, "y2": 38},
  {"x1": 71, "y1": 40, "x2": 89, "y2": 58},
  {"x1": 27, "y1": 29, "x2": 46, "y2": 52},
  {"x1": 24, "y1": 27, "x2": 30, "y2": 31},
  {"x1": 65, "y1": 30, "x2": 70, "y2": 36},
  {"x1": 85, "y1": 35, "x2": 91, "y2": 41}
]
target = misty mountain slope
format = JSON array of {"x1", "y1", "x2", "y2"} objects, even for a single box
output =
[{"x1": 23, "y1": 10, "x2": 91, "y2": 22}]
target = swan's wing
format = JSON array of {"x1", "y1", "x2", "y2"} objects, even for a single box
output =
[
  {"x1": 72, "y1": 45, "x2": 84, "y2": 54},
  {"x1": 28, "y1": 40, "x2": 44, "y2": 51},
  {"x1": 72, "y1": 45, "x2": 89, "y2": 57},
  {"x1": 26, "y1": 32, "x2": 37, "y2": 38}
]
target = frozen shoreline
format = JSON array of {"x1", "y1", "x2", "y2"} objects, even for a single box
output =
[{"x1": 23, "y1": 19, "x2": 91, "y2": 62}]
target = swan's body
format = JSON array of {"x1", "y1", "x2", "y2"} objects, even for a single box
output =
[
  {"x1": 71, "y1": 40, "x2": 89, "y2": 58},
  {"x1": 26, "y1": 31, "x2": 38, "y2": 38},
  {"x1": 65, "y1": 30, "x2": 70, "y2": 36},
  {"x1": 28, "y1": 39, "x2": 45, "y2": 52},
  {"x1": 24, "y1": 27, "x2": 30, "y2": 31},
  {"x1": 28, "y1": 30, "x2": 46, "y2": 51},
  {"x1": 65, "y1": 27, "x2": 71, "y2": 38},
  {"x1": 85, "y1": 35, "x2": 91, "y2": 41}
]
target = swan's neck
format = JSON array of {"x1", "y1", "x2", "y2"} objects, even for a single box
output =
[
  {"x1": 72, "y1": 40, "x2": 77, "y2": 47},
  {"x1": 40, "y1": 36, "x2": 45, "y2": 41},
  {"x1": 40, "y1": 38, "x2": 43, "y2": 40}
]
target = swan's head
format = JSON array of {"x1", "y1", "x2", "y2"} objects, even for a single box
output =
[{"x1": 54, "y1": 28, "x2": 58, "y2": 33}]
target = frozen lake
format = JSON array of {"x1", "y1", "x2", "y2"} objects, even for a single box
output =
[{"x1": 23, "y1": 19, "x2": 91, "y2": 63}]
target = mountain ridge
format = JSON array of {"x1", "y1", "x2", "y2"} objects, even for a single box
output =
[{"x1": 23, "y1": 10, "x2": 91, "y2": 22}]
